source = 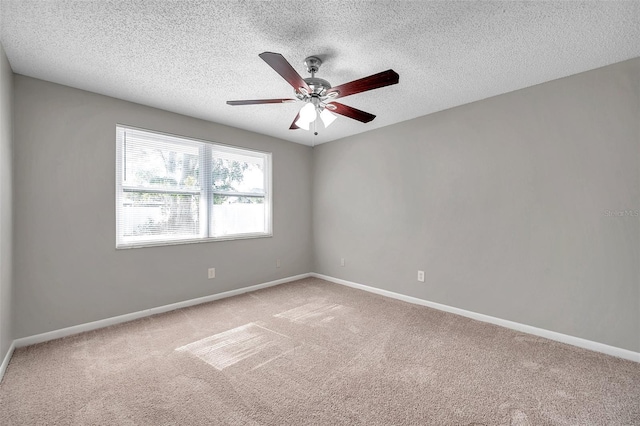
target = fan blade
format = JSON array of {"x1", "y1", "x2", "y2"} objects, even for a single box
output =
[
  {"x1": 227, "y1": 99, "x2": 296, "y2": 106},
  {"x1": 259, "y1": 52, "x2": 311, "y2": 93},
  {"x1": 326, "y1": 69, "x2": 399, "y2": 99},
  {"x1": 328, "y1": 102, "x2": 376, "y2": 123},
  {"x1": 289, "y1": 112, "x2": 301, "y2": 129}
]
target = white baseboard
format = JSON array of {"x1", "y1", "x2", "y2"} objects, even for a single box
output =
[
  {"x1": 13, "y1": 273, "x2": 310, "y2": 349},
  {"x1": 4, "y1": 270, "x2": 636, "y2": 384},
  {"x1": 0, "y1": 340, "x2": 16, "y2": 383},
  {"x1": 311, "y1": 273, "x2": 640, "y2": 363}
]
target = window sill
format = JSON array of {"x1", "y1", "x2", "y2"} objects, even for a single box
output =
[{"x1": 116, "y1": 232, "x2": 273, "y2": 250}]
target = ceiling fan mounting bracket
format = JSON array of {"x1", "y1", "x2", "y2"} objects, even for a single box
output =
[{"x1": 304, "y1": 56, "x2": 322, "y2": 75}]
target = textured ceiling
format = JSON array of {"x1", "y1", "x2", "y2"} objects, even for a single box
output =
[{"x1": 1, "y1": 1, "x2": 639, "y2": 146}]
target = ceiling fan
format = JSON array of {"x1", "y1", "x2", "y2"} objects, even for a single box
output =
[{"x1": 227, "y1": 52, "x2": 399, "y2": 131}]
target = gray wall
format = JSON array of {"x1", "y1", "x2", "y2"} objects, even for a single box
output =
[
  {"x1": 10, "y1": 59, "x2": 640, "y2": 353},
  {"x1": 13, "y1": 75, "x2": 313, "y2": 338},
  {"x1": 0, "y1": 43, "x2": 13, "y2": 359},
  {"x1": 313, "y1": 59, "x2": 640, "y2": 352}
]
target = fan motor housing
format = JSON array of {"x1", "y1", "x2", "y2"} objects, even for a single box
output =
[{"x1": 303, "y1": 77, "x2": 331, "y2": 94}]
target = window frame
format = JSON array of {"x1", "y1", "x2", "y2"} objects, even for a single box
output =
[{"x1": 116, "y1": 125, "x2": 273, "y2": 249}]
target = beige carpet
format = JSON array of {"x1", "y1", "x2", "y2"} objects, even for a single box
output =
[{"x1": 1, "y1": 277, "x2": 638, "y2": 425}]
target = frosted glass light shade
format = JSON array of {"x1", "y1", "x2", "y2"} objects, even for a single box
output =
[
  {"x1": 294, "y1": 118, "x2": 310, "y2": 130},
  {"x1": 320, "y1": 109, "x2": 337, "y2": 128},
  {"x1": 299, "y1": 102, "x2": 317, "y2": 122}
]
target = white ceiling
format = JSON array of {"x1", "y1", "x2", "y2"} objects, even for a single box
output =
[{"x1": 1, "y1": 1, "x2": 639, "y2": 146}]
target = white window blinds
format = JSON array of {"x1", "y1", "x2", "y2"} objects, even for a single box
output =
[{"x1": 116, "y1": 126, "x2": 272, "y2": 248}]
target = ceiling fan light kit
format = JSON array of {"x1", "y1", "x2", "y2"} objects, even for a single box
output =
[{"x1": 227, "y1": 52, "x2": 399, "y2": 133}]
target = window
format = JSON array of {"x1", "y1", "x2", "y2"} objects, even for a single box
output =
[{"x1": 116, "y1": 126, "x2": 272, "y2": 248}]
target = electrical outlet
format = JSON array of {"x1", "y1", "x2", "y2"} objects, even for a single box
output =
[
  {"x1": 341, "y1": 258, "x2": 345, "y2": 267},
  {"x1": 417, "y1": 270, "x2": 425, "y2": 282},
  {"x1": 276, "y1": 259, "x2": 281, "y2": 268},
  {"x1": 208, "y1": 268, "x2": 216, "y2": 279}
]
